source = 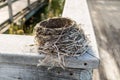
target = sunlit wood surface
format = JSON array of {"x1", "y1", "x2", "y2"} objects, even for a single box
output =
[{"x1": 87, "y1": 0, "x2": 120, "y2": 80}]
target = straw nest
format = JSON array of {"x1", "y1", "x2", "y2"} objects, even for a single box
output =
[{"x1": 34, "y1": 17, "x2": 89, "y2": 69}]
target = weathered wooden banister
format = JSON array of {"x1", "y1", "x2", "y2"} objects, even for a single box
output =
[
  {"x1": 0, "y1": 0, "x2": 99, "y2": 80},
  {"x1": 7, "y1": 0, "x2": 32, "y2": 22},
  {"x1": 0, "y1": 0, "x2": 47, "y2": 33},
  {"x1": 27, "y1": 0, "x2": 31, "y2": 9},
  {"x1": 7, "y1": 0, "x2": 13, "y2": 22}
]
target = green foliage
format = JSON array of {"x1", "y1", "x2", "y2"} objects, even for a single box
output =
[
  {"x1": 8, "y1": 23, "x2": 24, "y2": 35},
  {"x1": 44, "y1": 0, "x2": 65, "y2": 18},
  {"x1": 7, "y1": 0, "x2": 65, "y2": 35}
]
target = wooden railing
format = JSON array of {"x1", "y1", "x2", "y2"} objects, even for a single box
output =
[
  {"x1": 7, "y1": 0, "x2": 13, "y2": 22},
  {"x1": 0, "y1": 0, "x2": 48, "y2": 33},
  {"x1": 0, "y1": 0, "x2": 99, "y2": 80},
  {"x1": 6, "y1": 0, "x2": 41, "y2": 22}
]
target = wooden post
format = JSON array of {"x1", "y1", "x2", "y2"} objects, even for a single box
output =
[
  {"x1": 7, "y1": 0, "x2": 13, "y2": 23},
  {"x1": 27, "y1": 0, "x2": 31, "y2": 9},
  {"x1": 37, "y1": 0, "x2": 40, "y2": 2}
]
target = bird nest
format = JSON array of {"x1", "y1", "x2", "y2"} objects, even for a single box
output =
[{"x1": 34, "y1": 17, "x2": 89, "y2": 69}]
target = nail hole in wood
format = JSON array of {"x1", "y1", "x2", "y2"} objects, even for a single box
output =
[
  {"x1": 18, "y1": 77, "x2": 22, "y2": 79},
  {"x1": 84, "y1": 63, "x2": 87, "y2": 66},
  {"x1": 57, "y1": 71, "x2": 61, "y2": 74},
  {"x1": 69, "y1": 72, "x2": 73, "y2": 76}
]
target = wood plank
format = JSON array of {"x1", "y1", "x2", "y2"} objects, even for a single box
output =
[
  {"x1": 0, "y1": 0, "x2": 99, "y2": 69},
  {"x1": 0, "y1": 34, "x2": 98, "y2": 69},
  {"x1": 0, "y1": 63, "x2": 92, "y2": 80}
]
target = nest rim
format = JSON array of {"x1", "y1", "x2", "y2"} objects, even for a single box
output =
[{"x1": 39, "y1": 17, "x2": 76, "y2": 29}]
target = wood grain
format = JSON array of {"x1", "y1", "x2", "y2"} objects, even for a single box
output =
[
  {"x1": 0, "y1": 34, "x2": 99, "y2": 69},
  {"x1": 0, "y1": 63, "x2": 92, "y2": 80}
]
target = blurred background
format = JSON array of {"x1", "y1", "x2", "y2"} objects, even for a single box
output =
[
  {"x1": 0, "y1": 0, "x2": 65, "y2": 35},
  {"x1": 87, "y1": 0, "x2": 120, "y2": 80}
]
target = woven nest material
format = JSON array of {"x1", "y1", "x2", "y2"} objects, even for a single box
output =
[{"x1": 34, "y1": 17, "x2": 89, "y2": 69}]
